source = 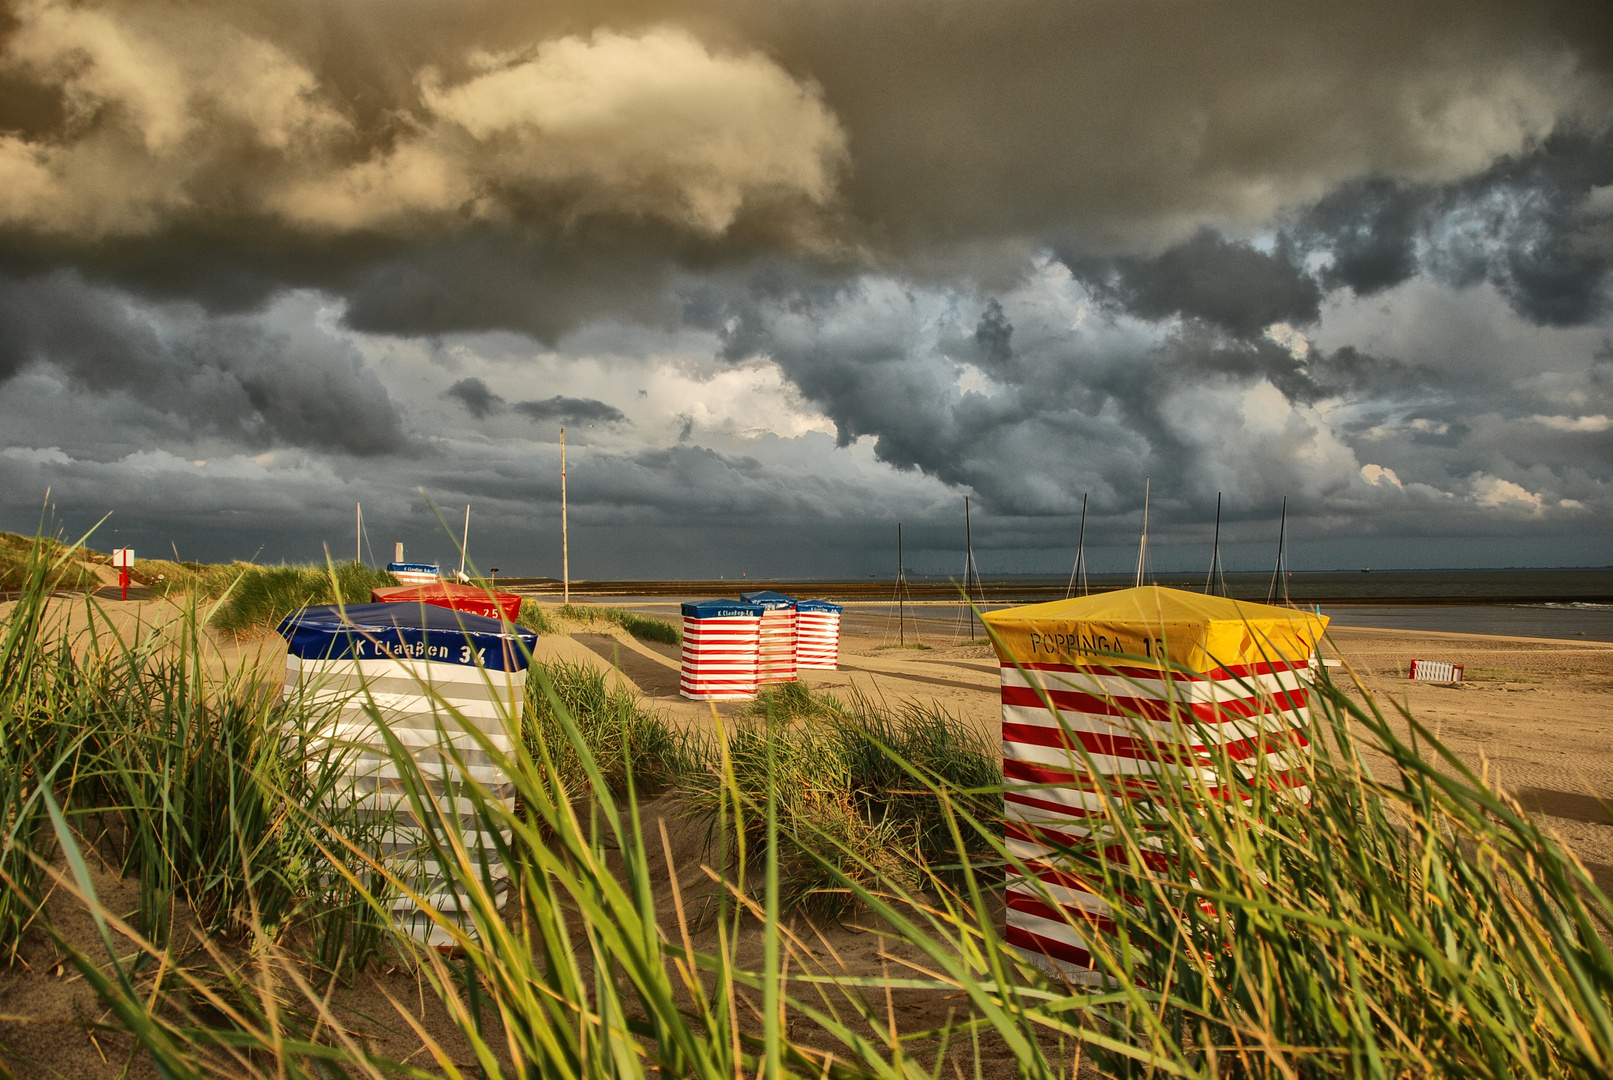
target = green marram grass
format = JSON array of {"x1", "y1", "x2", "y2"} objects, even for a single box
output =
[
  {"x1": 682, "y1": 681, "x2": 1002, "y2": 914},
  {"x1": 2, "y1": 525, "x2": 1612, "y2": 1078},
  {"x1": 559, "y1": 602, "x2": 681, "y2": 645},
  {"x1": 206, "y1": 561, "x2": 400, "y2": 635},
  {"x1": 517, "y1": 598, "x2": 559, "y2": 635},
  {"x1": 0, "y1": 533, "x2": 393, "y2": 988},
  {"x1": 523, "y1": 658, "x2": 703, "y2": 801}
]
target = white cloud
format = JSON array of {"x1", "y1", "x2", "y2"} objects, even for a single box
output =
[
  {"x1": 1360, "y1": 463, "x2": 1403, "y2": 488},
  {"x1": 1470, "y1": 473, "x2": 1545, "y2": 515},
  {"x1": 277, "y1": 27, "x2": 848, "y2": 235},
  {"x1": 1264, "y1": 322, "x2": 1310, "y2": 359},
  {"x1": 1, "y1": 445, "x2": 72, "y2": 465}
]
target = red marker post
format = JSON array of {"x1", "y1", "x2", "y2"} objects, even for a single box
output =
[{"x1": 113, "y1": 548, "x2": 134, "y2": 600}]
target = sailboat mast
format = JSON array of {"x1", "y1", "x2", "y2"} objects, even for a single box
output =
[
  {"x1": 459, "y1": 504, "x2": 470, "y2": 580},
  {"x1": 964, "y1": 497, "x2": 975, "y2": 639},
  {"x1": 1134, "y1": 476, "x2": 1150, "y2": 588},
  {"x1": 1267, "y1": 496, "x2": 1288, "y2": 604},
  {"x1": 356, "y1": 503, "x2": 362, "y2": 565},
  {"x1": 1205, "y1": 492, "x2": 1222, "y2": 595},
  {"x1": 1067, "y1": 493, "x2": 1088, "y2": 598},
  {"x1": 898, "y1": 522, "x2": 905, "y2": 646}
]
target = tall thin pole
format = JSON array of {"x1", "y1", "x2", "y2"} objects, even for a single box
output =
[
  {"x1": 1267, "y1": 496, "x2": 1288, "y2": 604},
  {"x1": 964, "y1": 497, "x2": 976, "y2": 640},
  {"x1": 356, "y1": 503, "x2": 362, "y2": 565},
  {"x1": 1066, "y1": 493, "x2": 1088, "y2": 598},
  {"x1": 898, "y1": 522, "x2": 905, "y2": 646},
  {"x1": 1134, "y1": 476, "x2": 1151, "y2": 588},
  {"x1": 1205, "y1": 492, "x2": 1222, "y2": 595},
  {"x1": 459, "y1": 504, "x2": 470, "y2": 580},
  {"x1": 561, "y1": 428, "x2": 569, "y2": 604}
]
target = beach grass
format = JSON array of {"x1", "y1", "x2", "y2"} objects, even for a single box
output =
[
  {"x1": 524, "y1": 659, "x2": 704, "y2": 801},
  {"x1": 0, "y1": 538, "x2": 392, "y2": 984},
  {"x1": 0, "y1": 528, "x2": 104, "y2": 592},
  {"x1": 206, "y1": 561, "x2": 400, "y2": 635},
  {"x1": 687, "y1": 682, "x2": 1000, "y2": 913},
  {"x1": 559, "y1": 602, "x2": 681, "y2": 645},
  {"x1": 517, "y1": 598, "x2": 559, "y2": 635},
  {"x1": 2, "y1": 530, "x2": 1612, "y2": 1077}
]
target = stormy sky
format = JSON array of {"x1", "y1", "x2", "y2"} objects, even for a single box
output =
[{"x1": 2, "y1": 0, "x2": 1611, "y2": 578}]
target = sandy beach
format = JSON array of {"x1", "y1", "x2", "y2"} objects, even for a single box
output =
[{"x1": 2, "y1": 593, "x2": 1611, "y2": 1077}]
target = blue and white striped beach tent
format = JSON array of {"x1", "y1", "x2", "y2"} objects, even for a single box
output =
[
  {"x1": 277, "y1": 603, "x2": 536, "y2": 947},
  {"x1": 680, "y1": 599, "x2": 763, "y2": 700},
  {"x1": 741, "y1": 591, "x2": 799, "y2": 684},
  {"x1": 793, "y1": 598, "x2": 844, "y2": 670}
]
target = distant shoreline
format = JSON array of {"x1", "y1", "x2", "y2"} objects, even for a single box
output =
[{"x1": 497, "y1": 573, "x2": 1613, "y2": 606}]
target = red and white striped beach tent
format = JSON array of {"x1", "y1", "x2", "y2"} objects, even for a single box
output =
[
  {"x1": 680, "y1": 599, "x2": 765, "y2": 701},
  {"x1": 794, "y1": 599, "x2": 844, "y2": 670},
  {"x1": 981, "y1": 586, "x2": 1328, "y2": 981},
  {"x1": 741, "y1": 591, "x2": 799, "y2": 684}
]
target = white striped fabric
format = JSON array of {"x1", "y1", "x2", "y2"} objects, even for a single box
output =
[
  {"x1": 391, "y1": 570, "x2": 439, "y2": 586},
  {"x1": 679, "y1": 614, "x2": 762, "y2": 700},
  {"x1": 1408, "y1": 659, "x2": 1463, "y2": 682},
  {"x1": 794, "y1": 608, "x2": 841, "y2": 669},
  {"x1": 283, "y1": 653, "x2": 524, "y2": 948},
  {"x1": 756, "y1": 607, "x2": 798, "y2": 684},
  {"x1": 1000, "y1": 658, "x2": 1314, "y2": 979}
]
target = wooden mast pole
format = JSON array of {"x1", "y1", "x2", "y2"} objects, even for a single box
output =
[{"x1": 561, "y1": 428, "x2": 569, "y2": 605}]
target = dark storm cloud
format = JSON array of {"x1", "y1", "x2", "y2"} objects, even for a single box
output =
[
  {"x1": 1294, "y1": 131, "x2": 1613, "y2": 326},
  {"x1": 446, "y1": 377, "x2": 505, "y2": 418},
  {"x1": 0, "y1": 0, "x2": 1610, "y2": 572},
  {"x1": 512, "y1": 397, "x2": 628, "y2": 426},
  {"x1": 1158, "y1": 330, "x2": 1435, "y2": 406},
  {"x1": 0, "y1": 0, "x2": 1604, "y2": 339},
  {"x1": 0, "y1": 273, "x2": 406, "y2": 455},
  {"x1": 1070, "y1": 231, "x2": 1323, "y2": 338}
]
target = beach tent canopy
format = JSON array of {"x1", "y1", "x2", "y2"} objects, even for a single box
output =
[
  {"x1": 279, "y1": 601, "x2": 535, "y2": 669},
  {"x1": 740, "y1": 591, "x2": 798, "y2": 684},
  {"x1": 794, "y1": 598, "x2": 844, "y2": 670},
  {"x1": 371, "y1": 581, "x2": 522, "y2": 623},
  {"x1": 680, "y1": 599, "x2": 764, "y2": 700},
  {"x1": 387, "y1": 560, "x2": 440, "y2": 586},
  {"x1": 982, "y1": 586, "x2": 1328, "y2": 979},
  {"x1": 681, "y1": 599, "x2": 765, "y2": 620},
  {"x1": 276, "y1": 602, "x2": 535, "y2": 947},
  {"x1": 982, "y1": 585, "x2": 1327, "y2": 675},
  {"x1": 739, "y1": 590, "x2": 797, "y2": 608}
]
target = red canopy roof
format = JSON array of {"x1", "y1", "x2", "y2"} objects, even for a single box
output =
[{"x1": 370, "y1": 582, "x2": 523, "y2": 623}]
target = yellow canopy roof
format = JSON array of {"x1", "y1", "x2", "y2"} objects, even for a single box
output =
[{"x1": 981, "y1": 585, "x2": 1328, "y2": 675}]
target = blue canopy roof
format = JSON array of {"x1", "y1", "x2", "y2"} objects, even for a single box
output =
[
  {"x1": 277, "y1": 602, "x2": 536, "y2": 670},
  {"x1": 740, "y1": 590, "x2": 797, "y2": 609},
  {"x1": 795, "y1": 598, "x2": 843, "y2": 614},
  {"x1": 681, "y1": 599, "x2": 764, "y2": 619}
]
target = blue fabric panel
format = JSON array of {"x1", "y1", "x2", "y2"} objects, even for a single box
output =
[
  {"x1": 681, "y1": 599, "x2": 764, "y2": 619},
  {"x1": 277, "y1": 603, "x2": 536, "y2": 670},
  {"x1": 794, "y1": 599, "x2": 844, "y2": 614}
]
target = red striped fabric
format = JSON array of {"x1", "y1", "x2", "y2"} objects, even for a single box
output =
[
  {"x1": 756, "y1": 607, "x2": 798, "y2": 684},
  {"x1": 680, "y1": 614, "x2": 762, "y2": 700},
  {"x1": 795, "y1": 609, "x2": 841, "y2": 669},
  {"x1": 1001, "y1": 657, "x2": 1314, "y2": 977}
]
